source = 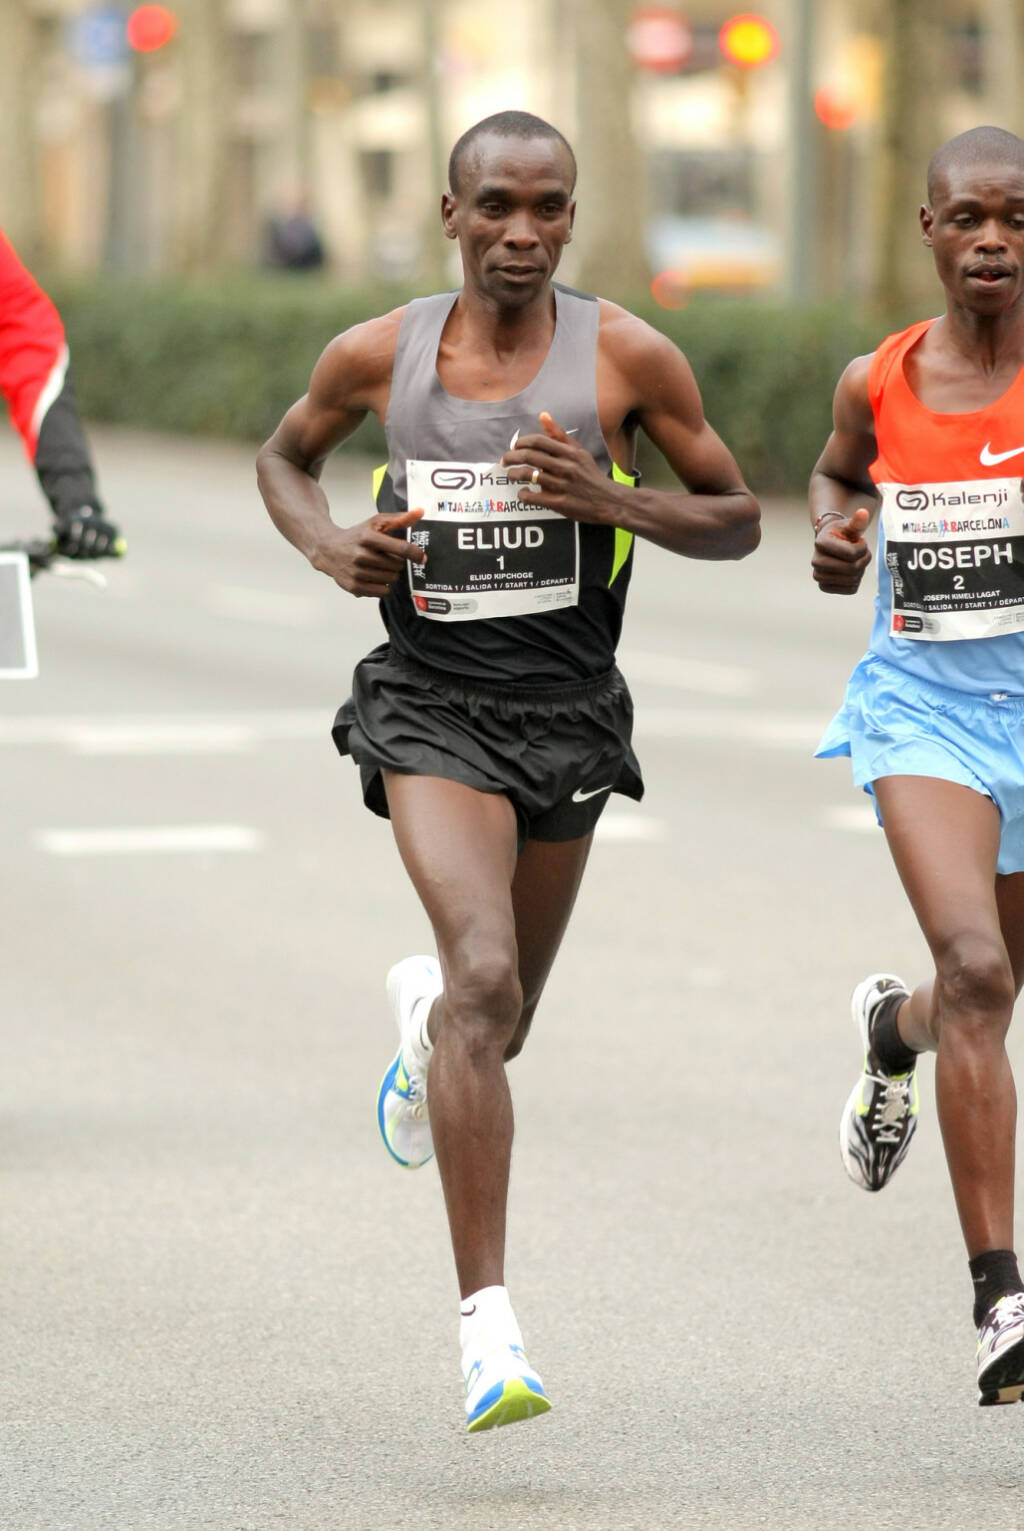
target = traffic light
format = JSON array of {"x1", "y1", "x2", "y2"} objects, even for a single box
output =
[
  {"x1": 126, "y1": 5, "x2": 178, "y2": 53},
  {"x1": 814, "y1": 87, "x2": 858, "y2": 131},
  {"x1": 718, "y1": 13, "x2": 779, "y2": 69}
]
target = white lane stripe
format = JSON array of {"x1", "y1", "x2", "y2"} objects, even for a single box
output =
[
  {"x1": 0, "y1": 711, "x2": 326, "y2": 752},
  {"x1": 70, "y1": 723, "x2": 258, "y2": 755},
  {"x1": 595, "y1": 813, "x2": 666, "y2": 843},
  {"x1": 36, "y1": 824, "x2": 264, "y2": 856},
  {"x1": 202, "y1": 584, "x2": 322, "y2": 628},
  {"x1": 634, "y1": 707, "x2": 824, "y2": 749},
  {"x1": 0, "y1": 706, "x2": 825, "y2": 755},
  {"x1": 821, "y1": 804, "x2": 879, "y2": 834},
  {"x1": 620, "y1": 648, "x2": 754, "y2": 697}
]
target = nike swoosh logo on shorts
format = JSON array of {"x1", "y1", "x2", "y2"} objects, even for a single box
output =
[
  {"x1": 571, "y1": 784, "x2": 613, "y2": 803},
  {"x1": 979, "y1": 441, "x2": 1024, "y2": 465}
]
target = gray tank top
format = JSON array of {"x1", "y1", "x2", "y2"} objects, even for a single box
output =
[{"x1": 374, "y1": 283, "x2": 636, "y2": 684}]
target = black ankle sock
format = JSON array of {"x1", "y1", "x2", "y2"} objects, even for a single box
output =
[
  {"x1": 970, "y1": 1249, "x2": 1024, "y2": 1327},
  {"x1": 870, "y1": 989, "x2": 918, "y2": 1074}
]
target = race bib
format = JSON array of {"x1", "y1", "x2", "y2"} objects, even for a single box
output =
[
  {"x1": 879, "y1": 477, "x2": 1024, "y2": 640},
  {"x1": 404, "y1": 459, "x2": 578, "y2": 621}
]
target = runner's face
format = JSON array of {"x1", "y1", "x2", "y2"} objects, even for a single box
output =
[
  {"x1": 442, "y1": 134, "x2": 576, "y2": 307},
  {"x1": 923, "y1": 162, "x2": 1024, "y2": 313}
]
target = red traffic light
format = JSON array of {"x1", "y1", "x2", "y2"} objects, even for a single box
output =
[
  {"x1": 719, "y1": 13, "x2": 779, "y2": 69},
  {"x1": 814, "y1": 87, "x2": 858, "y2": 131},
  {"x1": 628, "y1": 6, "x2": 694, "y2": 75},
  {"x1": 126, "y1": 5, "x2": 178, "y2": 53}
]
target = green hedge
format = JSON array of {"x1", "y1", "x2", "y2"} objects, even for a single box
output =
[{"x1": 46, "y1": 271, "x2": 891, "y2": 495}]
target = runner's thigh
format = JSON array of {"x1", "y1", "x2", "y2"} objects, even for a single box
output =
[
  {"x1": 383, "y1": 771, "x2": 519, "y2": 958},
  {"x1": 874, "y1": 774, "x2": 1003, "y2": 956}
]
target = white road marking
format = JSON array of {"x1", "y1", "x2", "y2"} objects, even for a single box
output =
[
  {"x1": 202, "y1": 584, "x2": 323, "y2": 628},
  {"x1": 0, "y1": 710, "x2": 325, "y2": 754},
  {"x1": 0, "y1": 704, "x2": 826, "y2": 756},
  {"x1": 36, "y1": 824, "x2": 265, "y2": 856},
  {"x1": 821, "y1": 803, "x2": 879, "y2": 834},
  {"x1": 595, "y1": 813, "x2": 666, "y2": 843},
  {"x1": 620, "y1": 647, "x2": 754, "y2": 697},
  {"x1": 634, "y1": 706, "x2": 823, "y2": 749}
]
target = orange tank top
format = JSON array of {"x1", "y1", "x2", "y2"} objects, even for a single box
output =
[{"x1": 869, "y1": 317, "x2": 1024, "y2": 486}]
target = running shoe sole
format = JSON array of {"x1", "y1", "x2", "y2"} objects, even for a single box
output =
[
  {"x1": 466, "y1": 1375, "x2": 552, "y2": 1433},
  {"x1": 838, "y1": 972, "x2": 914, "y2": 1191},
  {"x1": 979, "y1": 1338, "x2": 1024, "y2": 1405},
  {"x1": 376, "y1": 1049, "x2": 425, "y2": 1169}
]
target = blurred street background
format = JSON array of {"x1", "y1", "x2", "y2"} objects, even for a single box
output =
[
  {"x1": 4, "y1": 3, "x2": 1024, "y2": 1528},
  {"x1": 1, "y1": 0, "x2": 1023, "y2": 495}
]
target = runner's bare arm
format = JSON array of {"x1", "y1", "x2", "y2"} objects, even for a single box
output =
[
  {"x1": 809, "y1": 354, "x2": 880, "y2": 595},
  {"x1": 256, "y1": 311, "x2": 425, "y2": 597},
  {"x1": 503, "y1": 308, "x2": 760, "y2": 560}
]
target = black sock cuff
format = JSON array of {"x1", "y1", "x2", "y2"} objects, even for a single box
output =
[
  {"x1": 970, "y1": 1248, "x2": 1024, "y2": 1326},
  {"x1": 871, "y1": 989, "x2": 918, "y2": 1074}
]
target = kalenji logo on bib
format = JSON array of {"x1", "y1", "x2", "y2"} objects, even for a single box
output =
[
  {"x1": 430, "y1": 468, "x2": 476, "y2": 491},
  {"x1": 895, "y1": 488, "x2": 929, "y2": 512}
]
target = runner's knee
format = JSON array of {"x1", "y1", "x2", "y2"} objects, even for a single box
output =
[
  {"x1": 935, "y1": 937, "x2": 1015, "y2": 1038},
  {"x1": 443, "y1": 950, "x2": 523, "y2": 1049}
]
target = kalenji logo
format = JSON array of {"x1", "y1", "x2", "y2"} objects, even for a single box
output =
[
  {"x1": 430, "y1": 468, "x2": 476, "y2": 491},
  {"x1": 896, "y1": 489, "x2": 929, "y2": 512}
]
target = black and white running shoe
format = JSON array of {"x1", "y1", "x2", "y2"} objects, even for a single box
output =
[
  {"x1": 978, "y1": 1293, "x2": 1024, "y2": 1406},
  {"x1": 839, "y1": 973, "x2": 918, "y2": 1192}
]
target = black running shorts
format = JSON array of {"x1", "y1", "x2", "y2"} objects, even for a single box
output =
[{"x1": 332, "y1": 644, "x2": 643, "y2": 845}]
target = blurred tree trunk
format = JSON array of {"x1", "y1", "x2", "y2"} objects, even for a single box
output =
[
  {"x1": 277, "y1": 0, "x2": 311, "y2": 203},
  {"x1": 570, "y1": 0, "x2": 650, "y2": 298},
  {"x1": 418, "y1": 0, "x2": 449, "y2": 291},
  {"x1": 873, "y1": 0, "x2": 951, "y2": 316},
  {"x1": 174, "y1": 0, "x2": 232, "y2": 270},
  {"x1": 0, "y1": 1, "x2": 40, "y2": 257},
  {"x1": 980, "y1": 0, "x2": 1024, "y2": 135}
]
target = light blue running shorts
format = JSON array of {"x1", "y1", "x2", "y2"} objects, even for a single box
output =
[{"x1": 816, "y1": 652, "x2": 1024, "y2": 875}]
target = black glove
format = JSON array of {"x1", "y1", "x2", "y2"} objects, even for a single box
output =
[{"x1": 53, "y1": 506, "x2": 125, "y2": 560}]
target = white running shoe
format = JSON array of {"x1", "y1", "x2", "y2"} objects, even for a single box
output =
[
  {"x1": 464, "y1": 1343, "x2": 552, "y2": 1433},
  {"x1": 978, "y1": 1292, "x2": 1024, "y2": 1406},
  {"x1": 839, "y1": 973, "x2": 918, "y2": 1191},
  {"x1": 376, "y1": 955, "x2": 443, "y2": 1169}
]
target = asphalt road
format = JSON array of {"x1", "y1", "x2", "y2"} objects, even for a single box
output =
[{"x1": 2, "y1": 426, "x2": 1023, "y2": 1531}]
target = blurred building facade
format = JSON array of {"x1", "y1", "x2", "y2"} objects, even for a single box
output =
[{"x1": 0, "y1": 0, "x2": 1021, "y2": 304}]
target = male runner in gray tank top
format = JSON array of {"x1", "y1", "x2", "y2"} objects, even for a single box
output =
[{"x1": 257, "y1": 110, "x2": 760, "y2": 1432}]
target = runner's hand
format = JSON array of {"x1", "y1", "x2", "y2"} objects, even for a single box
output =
[
  {"x1": 313, "y1": 508, "x2": 426, "y2": 597},
  {"x1": 54, "y1": 507, "x2": 126, "y2": 560},
  {"x1": 811, "y1": 508, "x2": 871, "y2": 594},
  {"x1": 503, "y1": 411, "x2": 619, "y2": 524}
]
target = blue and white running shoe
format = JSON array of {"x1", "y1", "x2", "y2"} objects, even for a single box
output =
[
  {"x1": 464, "y1": 1343, "x2": 552, "y2": 1433},
  {"x1": 376, "y1": 955, "x2": 442, "y2": 1169}
]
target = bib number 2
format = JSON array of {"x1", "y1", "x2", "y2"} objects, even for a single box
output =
[{"x1": 880, "y1": 476, "x2": 1024, "y2": 640}]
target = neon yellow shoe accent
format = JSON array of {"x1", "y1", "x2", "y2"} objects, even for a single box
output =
[{"x1": 466, "y1": 1377, "x2": 552, "y2": 1434}]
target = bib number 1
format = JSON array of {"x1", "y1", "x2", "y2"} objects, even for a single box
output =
[{"x1": 404, "y1": 459, "x2": 579, "y2": 622}]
